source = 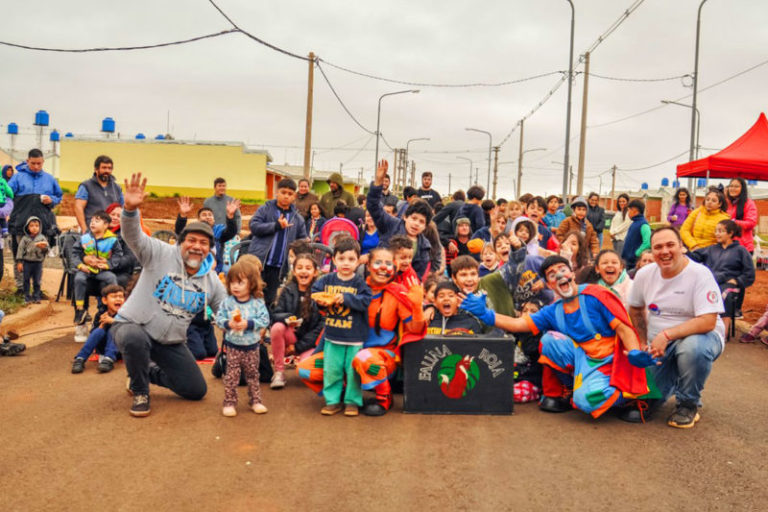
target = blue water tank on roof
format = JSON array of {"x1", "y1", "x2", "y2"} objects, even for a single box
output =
[
  {"x1": 49, "y1": 130, "x2": 60, "y2": 142},
  {"x1": 696, "y1": 178, "x2": 706, "y2": 188},
  {"x1": 155, "y1": 134, "x2": 165, "y2": 140},
  {"x1": 7, "y1": 123, "x2": 18, "y2": 135},
  {"x1": 65, "y1": 132, "x2": 74, "y2": 138},
  {"x1": 672, "y1": 180, "x2": 680, "y2": 188},
  {"x1": 135, "y1": 133, "x2": 146, "y2": 140},
  {"x1": 641, "y1": 182, "x2": 648, "y2": 190},
  {"x1": 101, "y1": 117, "x2": 115, "y2": 133},
  {"x1": 34, "y1": 110, "x2": 49, "y2": 126},
  {"x1": 661, "y1": 178, "x2": 670, "y2": 187},
  {"x1": 748, "y1": 179, "x2": 758, "y2": 186}
]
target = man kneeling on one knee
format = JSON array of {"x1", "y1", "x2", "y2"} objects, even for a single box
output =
[
  {"x1": 111, "y1": 173, "x2": 227, "y2": 418},
  {"x1": 460, "y1": 255, "x2": 651, "y2": 419}
]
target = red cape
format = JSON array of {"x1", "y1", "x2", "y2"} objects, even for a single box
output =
[
  {"x1": 580, "y1": 284, "x2": 649, "y2": 396},
  {"x1": 370, "y1": 280, "x2": 427, "y2": 356}
]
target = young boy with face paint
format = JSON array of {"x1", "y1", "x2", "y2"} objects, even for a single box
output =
[{"x1": 460, "y1": 255, "x2": 650, "y2": 420}]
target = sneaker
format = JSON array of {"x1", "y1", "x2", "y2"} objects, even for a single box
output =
[
  {"x1": 251, "y1": 403, "x2": 268, "y2": 414},
  {"x1": 362, "y1": 402, "x2": 388, "y2": 417},
  {"x1": 739, "y1": 333, "x2": 756, "y2": 343},
  {"x1": 222, "y1": 405, "x2": 237, "y2": 417},
  {"x1": 1, "y1": 340, "x2": 26, "y2": 356},
  {"x1": 344, "y1": 404, "x2": 359, "y2": 417},
  {"x1": 130, "y1": 395, "x2": 151, "y2": 417},
  {"x1": 539, "y1": 396, "x2": 572, "y2": 413},
  {"x1": 320, "y1": 404, "x2": 343, "y2": 416},
  {"x1": 270, "y1": 371, "x2": 286, "y2": 390},
  {"x1": 667, "y1": 403, "x2": 701, "y2": 429},
  {"x1": 73, "y1": 309, "x2": 87, "y2": 325},
  {"x1": 97, "y1": 358, "x2": 114, "y2": 373},
  {"x1": 71, "y1": 357, "x2": 86, "y2": 374},
  {"x1": 760, "y1": 336, "x2": 768, "y2": 348},
  {"x1": 74, "y1": 324, "x2": 89, "y2": 343}
]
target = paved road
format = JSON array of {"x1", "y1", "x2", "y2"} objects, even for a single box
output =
[{"x1": 2, "y1": 337, "x2": 767, "y2": 511}]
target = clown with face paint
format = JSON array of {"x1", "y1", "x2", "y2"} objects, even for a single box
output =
[{"x1": 460, "y1": 254, "x2": 651, "y2": 419}]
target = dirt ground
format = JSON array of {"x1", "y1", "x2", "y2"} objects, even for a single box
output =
[{"x1": 1, "y1": 335, "x2": 767, "y2": 511}]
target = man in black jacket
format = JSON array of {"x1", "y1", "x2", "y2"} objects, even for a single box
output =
[{"x1": 417, "y1": 171, "x2": 442, "y2": 208}]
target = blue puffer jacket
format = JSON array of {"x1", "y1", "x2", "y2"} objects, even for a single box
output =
[
  {"x1": 9, "y1": 162, "x2": 62, "y2": 206},
  {"x1": 248, "y1": 200, "x2": 307, "y2": 265}
]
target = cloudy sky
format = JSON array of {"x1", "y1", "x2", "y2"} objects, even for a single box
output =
[{"x1": 1, "y1": 0, "x2": 766, "y2": 198}]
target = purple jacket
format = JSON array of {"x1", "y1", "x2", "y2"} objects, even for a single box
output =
[{"x1": 667, "y1": 203, "x2": 691, "y2": 227}]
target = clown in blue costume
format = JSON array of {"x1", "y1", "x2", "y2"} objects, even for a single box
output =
[{"x1": 461, "y1": 255, "x2": 650, "y2": 418}]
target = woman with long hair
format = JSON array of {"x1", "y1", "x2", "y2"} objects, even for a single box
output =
[
  {"x1": 680, "y1": 188, "x2": 730, "y2": 250},
  {"x1": 608, "y1": 193, "x2": 631, "y2": 256},
  {"x1": 725, "y1": 177, "x2": 758, "y2": 253},
  {"x1": 667, "y1": 187, "x2": 693, "y2": 228},
  {"x1": 559, "y1": 230, "x2": 593, "y2": 283}
]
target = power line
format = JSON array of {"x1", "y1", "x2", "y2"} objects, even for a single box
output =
[
  {"x1": 589, "y1": 71, "x2": 691, "y2": 83},
  {"x1": 618, "y1": 148, "x2": 689, "y2": 172},
  {"x1": 207, "y1": 0, "x2": 309, "y2": 61},
  {"x1": 315, "y1": 60, "x2": 375, "y2": 135},
  {"x1": 0, "y1": 29, "x2": 239, "y2": 52}
]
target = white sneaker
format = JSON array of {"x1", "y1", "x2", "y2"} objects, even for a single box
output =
[
  {"x1": 222, "y1": 406, "x2": 237, "y2": 417},
  {"x1": 251, "y1": 403, "x2": 268, "y2": 414},
  {"x1": 48, "y1": 246, "x2": 59, "y2": 258},
  {"x1": 270, "y1": 371, "x2": 286, "y2": 389},
  {"x1": 74, "y1": 324, "x2": 89, "y2": 343}
]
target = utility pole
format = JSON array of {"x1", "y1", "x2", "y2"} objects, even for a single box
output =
[
  {"x1": 392, "y1": 149, "x2": 400, "y2": 194},
  {"x1": 492, "y1": 146, "x2": 500, "y2": 200},
  {"x1": 516, "y1": 120, "x2": 524, "y2": 198},
  {"x1": 410, "y1": 160, "x2": 416, "y2": 188},
  {"x1": 610, "y1": 165, "x2": 617, "y2": 210},
  {"x1": 302, "y1": 52, "x2": 315, "y2": 180},
  {"x1": 448, "y1": 173, "x2": 452, "y2": 194},
  {"x1": 398, "y1": 149, "x2": 408, "y2": 192},
  {"x1": 568, "y1": 165, "x2": 574, "y2": 198},
  {"x1": 576, "y1": 51, "x2": 590, "y2": 196},
  {"x1": 475, "y1": 167, "x2": 479, "y2": 185},
  {"x1": 339, "y1": 162, "x2": 343, "y2": 176}
]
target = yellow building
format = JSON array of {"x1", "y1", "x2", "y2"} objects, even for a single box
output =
[{"x1": 58, "y1": 138, "x2": 272, "y2": 200}]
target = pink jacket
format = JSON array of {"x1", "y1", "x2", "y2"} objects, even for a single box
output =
[{"x1": 727, "y1": 199, "x2": 757, "y2": 252}]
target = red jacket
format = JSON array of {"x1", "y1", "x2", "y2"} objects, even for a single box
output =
[{"x1": 727, "y1": 199, "x2": 757, "y2": 252}]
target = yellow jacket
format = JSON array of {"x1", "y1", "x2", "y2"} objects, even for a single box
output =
[{"x1": 679, "y1": 206, "x2": 730, "y2": 250}]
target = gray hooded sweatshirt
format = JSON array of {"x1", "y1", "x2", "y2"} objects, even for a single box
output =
[{"x1": 114, "y1": 208, "x2": 227, "y2": 344}]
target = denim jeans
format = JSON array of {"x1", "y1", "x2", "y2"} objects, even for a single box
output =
[
  {"x1": 75, "y1": 327, "x2": 119, "y2": 361},
  {"x1": 650, "y1": 331, "x2": 722, "y2": 406}
]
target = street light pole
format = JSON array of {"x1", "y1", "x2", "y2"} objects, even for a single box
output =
[
  {"x1": 562, "y1": 0, "x2": 575, "y2": 202},
  {"x1": 406, "y1": 137, "x2": 430, "y2": 187},
  {"x1": 457, "y1": 156, "x2": 473, "y2": 188},
  {"x1": 374, "y1": 89, "x2": 420, "y2": 172},
  {"x1": 662, "y1": 99, "x2": 701, "y2": 183},
  {"x1": 517, "y1": 147, "x2": 547, "y2": 198},
  {"x1": 466, "y1": 128, "x2": 492, "y2": 193},
  {"x1": 689, "y1": 0, "x2": 709, "y2": 191}
]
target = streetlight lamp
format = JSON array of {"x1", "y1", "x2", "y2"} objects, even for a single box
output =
[
  {"x1": 457, "y1": 156, "x2": 473, "y2": 188},
  {"x1": 374, "y1": 89, "x2": 420, "y2": 173},
  {"x1": 562, "y1": 0, "x2": 575, "y2": 202},
  {"x1": 516, "y1": 147, "x2": 547, "y2": 198},
  {"x1": 662, "y1": 99, "x2": 704, "y2": 185},
  {"x1": 465, "y1": 128, "x2": 492, "y2": 193},
  {"x1": 405, "y1": 137, "x2": 430, "y2": 187}
]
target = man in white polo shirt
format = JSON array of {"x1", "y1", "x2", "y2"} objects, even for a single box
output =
[{"x1": 628, "y1": 227, "x2": 724, "y2": 429}]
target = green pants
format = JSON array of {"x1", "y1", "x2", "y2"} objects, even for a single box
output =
[{"x1": 323, "y1": 340, "x2": 363, "y2": 406}]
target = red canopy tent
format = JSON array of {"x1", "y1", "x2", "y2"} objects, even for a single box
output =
[{"x1": 677, "y1": 112, "x2": 768, "y2": 181}]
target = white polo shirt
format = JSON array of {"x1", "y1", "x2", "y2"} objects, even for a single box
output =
[{"x1": 628, "y1": 260, "x2": 726, "y2": 348}]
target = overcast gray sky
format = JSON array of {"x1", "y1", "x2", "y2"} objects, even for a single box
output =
[{"x1": 1, "y1": 0, "x2": 766, "y2": 198}]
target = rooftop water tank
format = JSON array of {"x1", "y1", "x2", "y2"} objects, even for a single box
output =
[
  {"x1": 65, "y1": 132, "x2": 74, "y2": 138},
  {"x1": 49, "y1": 130, "x2": 60, "y2": 142},
  {"x1": 696, "y1": 178, "x2": 706, "y2": 188},
  {"x1": 135, "y1": 133, "x2": 146, "y2": 140},
  {"x1": 661, "y1": 177, "x2": 670, "y2": 187},
  {"x1": 747, "y1": 179, "x2": 758, "y2": 186},
  {"x1": 101, "y1": 117, "x2": 115, "y2": 133},
  {"x1": 641, "y1": 182, "x2": 648, "y2": 190},
  {"x1": 7, "y1": 123, "x2": 18, "y2": 135},
  {"x1": 672, "y1": 180, "x2": 680, "y2": 188},
  {"x1": 154, "y1": 134, "x2": 165, "y2": 140},
  {"x1": 34, "y1": 110, "x2": 50, "y2": 126}
]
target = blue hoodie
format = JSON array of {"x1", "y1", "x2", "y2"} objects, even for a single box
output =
[{"x1": 10, "y1": 162, "x2": 62, "y2": 206}]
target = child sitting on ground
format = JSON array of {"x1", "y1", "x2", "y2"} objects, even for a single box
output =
[
  {"x1": 513, "y1": 299, "x2": 544, "y2": 403},
  {"x1": 270, "y1": 253, "x2": 324, "y2": 389},
  {"x1": 740, "y1": 304, "x2": 768, "y2": 346},
  {"x1": 388, "y1": 234, "x2": 419, "y2": 285},
  {"x1": 71, "y1": 284, "x2": 125, "y2": 374},
  {"x1": 215, "y1": 257, "x2": 271, "y2": 417},
  {"x1": 311, "y1": 237, "x2": 372, "y2": 416},
  {"x1": 15, "y1": 216, "x2": 48, "y2": 303},
  {"x1": 72, "y1": 210, "x2": 122, "y2": 325},
  {"x1": 427, "y1": 281, "x2": 483, "y2": 336}
]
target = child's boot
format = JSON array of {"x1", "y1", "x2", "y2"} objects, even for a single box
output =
[{"x1": 71, "y1": 357, "x2": 86, "y2": 374}]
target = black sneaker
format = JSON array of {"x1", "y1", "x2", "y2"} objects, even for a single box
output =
[
  {"x1": 73, "y1": 309, "x2": 87, "y2": 325},
  {"x1": 667, "y1": 402, "x2": 701, "y2": 429},
  {"x1": 619, "y1": 399, "x2": 662, "y2": 423},
  {"x1": 2, "y1": 340, "x2": 26, "y2": 356},
  {"x1": 539, "y1": 396, "x2": 572, "y2": 413},
  {"x1": 97, "y1": 358, "x2": 114, "y2": 373},
  {"x1": 71, "y1": 357, "x2": 86, "y2": 374},
  {"x1": 130, "y1": 395, "x2": 151, "y2": 417}
]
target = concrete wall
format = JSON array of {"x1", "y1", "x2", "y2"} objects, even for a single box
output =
[{"x1": 58, "y1": 139, "x2": 269, "y2": 200}]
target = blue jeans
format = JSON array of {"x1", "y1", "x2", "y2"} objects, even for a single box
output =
[
  {"x1": 650, "y1": 332, "x2": 722, "y2": 406},
  {"x1": 75, "y1": 327, "x2": 119, "y2": 361}
]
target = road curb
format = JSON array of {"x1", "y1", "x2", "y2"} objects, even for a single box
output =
[{"x1": 3, "y1": 300, "x2": 56, "y2": 335}]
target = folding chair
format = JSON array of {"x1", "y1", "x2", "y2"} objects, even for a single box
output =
[
  {"x1": 229, "y1": 240, "x2": 251, "y2": 264},
  {"x1": 55, "y1": 232, "x2": 82, "y2": 302}
]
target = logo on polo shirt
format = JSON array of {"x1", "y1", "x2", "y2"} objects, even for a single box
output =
[
  {"x1": 706, "y1": 291, "x2": 718, "y2": 304},
  {"x1": 648, "y1": 304, "x2": 661, "y2": 316}
]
